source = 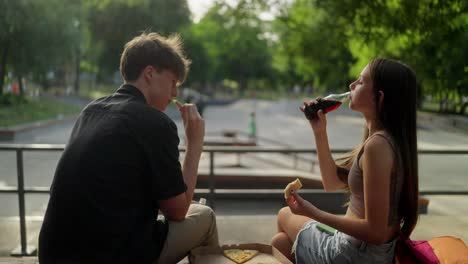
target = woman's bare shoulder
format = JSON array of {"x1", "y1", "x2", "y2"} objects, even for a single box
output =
[{"x1": 363, "y1": 135, "x2": 395, "y2": 167}]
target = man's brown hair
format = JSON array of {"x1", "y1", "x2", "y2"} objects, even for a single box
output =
[{"x1": 119, "y1": 32, "x2": 191, "y2": 83}]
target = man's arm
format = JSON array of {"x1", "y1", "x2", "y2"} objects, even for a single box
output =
[{"x1": 159, "y1": 103, "x2": 204, "y2": 221}]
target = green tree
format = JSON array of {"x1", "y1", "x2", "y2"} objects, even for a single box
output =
[
  {"x1": 314, "y1": 0, "x2": 467, "y2": 112},
  {"x1": 85, "y1": 0, "x2": 191, "y2": 81},
  {"x1": 273, "y1": 0, "x2": 355, "y2": 93},
  {"x1": 0, "y1": 0, "x2": 81, "y2": 94},
  {"x1": 189, "y1": 0, "x2": 275, "y2": 94}
]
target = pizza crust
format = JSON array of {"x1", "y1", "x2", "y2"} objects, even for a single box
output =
[{"x1": 284, "y1": 178, "x2": 302, "y2": 199}]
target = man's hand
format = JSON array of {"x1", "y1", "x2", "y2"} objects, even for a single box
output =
[{"x1": 175, "y1": 100, "x2": 205, "y2": 151}]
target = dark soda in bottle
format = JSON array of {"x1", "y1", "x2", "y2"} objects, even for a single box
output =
[{"x1": 303, "y1": 92, "x2": 350, "y2": 120}]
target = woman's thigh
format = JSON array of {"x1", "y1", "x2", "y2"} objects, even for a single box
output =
[{"x1": 277, "y1": 207, "x2": 312, "y2": 241}]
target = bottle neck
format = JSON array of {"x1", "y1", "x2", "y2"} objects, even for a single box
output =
[{"x1": 324, "y1": 91, "x2": 350, "y2": 102}]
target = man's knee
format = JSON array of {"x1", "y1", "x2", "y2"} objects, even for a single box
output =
[
  {"x1": 188, "y1": 204, "x2": 218, "y2": 246},
  {"x1": 188, "y1": 204, "x2": 216, "y2": 226},
  {"x1": 198, "y1": 205, "x2": 216, "y2": 224}
]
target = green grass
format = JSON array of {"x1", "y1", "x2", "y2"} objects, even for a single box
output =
[{"x1": 0, "y1": 97, "x2": 81, "y2": 128}]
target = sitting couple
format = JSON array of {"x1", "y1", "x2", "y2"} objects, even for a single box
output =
[{"x1": 39, "y1": 31, "x2": 419, "y2": 264}]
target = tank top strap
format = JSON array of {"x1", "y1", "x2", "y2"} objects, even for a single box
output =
[
  {"x1": 370, "y1": 131, "x2": 398, "y2": 154},
  {"x1": 356, "y1": 130, "x2": 399, "y2": 166}
]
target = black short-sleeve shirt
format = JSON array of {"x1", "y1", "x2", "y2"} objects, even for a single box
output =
[{"x1": 39, "y1": 84, "x2": 186, "y2": 263}]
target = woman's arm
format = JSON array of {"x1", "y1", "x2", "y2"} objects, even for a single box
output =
[
  {"x1": 287, "y1": 136, "x2": 394, "y2": 244},
  {"x1": 310, "y1": 110, "x2": 347, "y2": 191},
  {"x1": 314, "y1": 131, "x2": 347, "y2": 191}
]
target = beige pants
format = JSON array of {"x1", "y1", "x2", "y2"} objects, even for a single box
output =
[{"x1": 156, "y1": 204, "x2": 219, "y2": 264}]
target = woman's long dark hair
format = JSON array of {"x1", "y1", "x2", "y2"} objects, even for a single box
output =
[
  {"x1": 369, "y1": 58, "x2": 419, "y2": 239},
  {"x1": 336, "y1": 58, "x2": 419, "y2": 239}
]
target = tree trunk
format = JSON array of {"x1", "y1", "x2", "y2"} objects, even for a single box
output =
[
  {"x1": 17, "y1": 75, "x2": 24, "y2": 95},
  {"x1": 238, "y1": 77, "x2": 247, "y2": 97},
  {"x1": 460, "y1": 102, "x2": 467, "y2": 115},
  {"x1": 74, "y1": 47, "x2": 80, "y2": 94},
  {"x1": 40, "y1": 73, "x2": 50, "y2": 91},
  {"x1": 0, "y1": 43, "x2": 9, "y2": 95}
]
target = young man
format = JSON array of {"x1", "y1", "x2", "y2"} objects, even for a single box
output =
[{"x1": 39, "y1": 32, "x2": 218, "y2": 264}]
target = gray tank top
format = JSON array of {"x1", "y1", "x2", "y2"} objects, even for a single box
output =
[{"x1": 347, "y1": 131, "x2": 404, "y2": 225}]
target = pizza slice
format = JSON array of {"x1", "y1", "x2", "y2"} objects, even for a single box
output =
[
  {"x1": 284, "y1": 178, "x2": 302, "y2": 199},
  {"x1": 223, "y1": 249, "x2": 259, "y2": 264}
]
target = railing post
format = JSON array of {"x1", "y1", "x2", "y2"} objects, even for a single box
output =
[
  {"x1": 209, "y1": 151, "x2": 215, "y2": 210},
  {"x1": 11, "y1": 149, "x2": 37, "y2": 256}
]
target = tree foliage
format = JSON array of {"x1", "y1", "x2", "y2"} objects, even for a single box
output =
[
  {"x1": 0, "y1": 0, "x2": 81, "y2": 93},
  {"x1": 84, "y1": 0, "x2": 191, "y2": 80},
  {"x1": 273, "y1": 0, "x2": 355, "y2": 92},
  {"x1": 273, "y1": 0, "x2": 467, "y2": 111},
  {"x1": 186, "y1": 0, "x2": 275, "y2": 93},
  {"x1": 0, "y1": 0, "x2": 465, "y2": 113}
]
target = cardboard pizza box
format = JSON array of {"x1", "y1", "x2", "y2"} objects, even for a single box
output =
[{"x1": 189, "y1": 243, "x2": 293, "y2": 264}]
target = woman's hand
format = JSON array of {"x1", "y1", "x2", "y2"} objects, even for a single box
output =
[
  {"x1": 286, "y1": 191, "x2": 318, "y2": 218},
  {"x1": 300, "y1": 100, "x2": 327, "y2": 134}
]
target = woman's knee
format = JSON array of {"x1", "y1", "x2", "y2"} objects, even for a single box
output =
[
  {"x1": 271, "y1": 232, "x2": 294, "y2": 261},
  {"x1": 277, "y1": 207, "x2": 292, "y2": 225},
  {"x1": 271, "y1": 232, "x2": 290, "y2": 246}
]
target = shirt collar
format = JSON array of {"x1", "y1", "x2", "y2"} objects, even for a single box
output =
[{"x1": 115, "y1": 84, "x2": 147, "y2": 104}]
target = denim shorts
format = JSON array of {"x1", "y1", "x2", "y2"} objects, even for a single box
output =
[{"x1": 292, "y1": 221, "x2": 396, "y2": 264}]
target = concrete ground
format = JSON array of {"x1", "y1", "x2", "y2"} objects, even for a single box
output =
[{"x1": 1, "y1": 195, "x2": 467, "y2": 261}]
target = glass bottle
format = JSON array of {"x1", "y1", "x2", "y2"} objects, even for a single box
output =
[{"x1": 303, "y1": 92, "x2": 350, "y2": 120}]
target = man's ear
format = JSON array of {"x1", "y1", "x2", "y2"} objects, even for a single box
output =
[
  {"x1": 143, "y1": 65, "x2": 153, "y2": 83},
  {"x1": 378, "y1": 90, "x2": 384, "y2": 112}
]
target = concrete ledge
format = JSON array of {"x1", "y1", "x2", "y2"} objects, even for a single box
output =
[
  {"x1": 0, "y1": 257, "x2": 38, "y2": 263},
  {"x1": 418, "y1": 111, "x2": 468, "y2": 132},
  {"x1": 193, "y1": 189, "x2": 429, "y2": 214},
  {"x1": 196, "y1": 168, "x2": 323, "y2": 189},
  {"x1": 0, "y1": 131, "x2": 14, "y2": 141},
  {"x1": 203, "y1": 137, "x2": 256, "y2": 146},
  {"x1": 0, "y1": 115, "x2": 76, "y2": 141}
]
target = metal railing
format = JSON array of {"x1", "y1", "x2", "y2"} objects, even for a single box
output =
[{"x1": 1, "y1": 143, "x2": 468, "y2": 256}]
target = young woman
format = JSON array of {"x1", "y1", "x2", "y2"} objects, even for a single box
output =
[{"x1": 272, "y1": 58, "x2": 419, "y2": 263}]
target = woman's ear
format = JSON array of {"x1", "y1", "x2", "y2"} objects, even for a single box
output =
[{"x1": 378, "y1": 90, "x2": 384, "y2": 112}]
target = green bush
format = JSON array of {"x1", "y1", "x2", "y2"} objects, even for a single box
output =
[{"x1": 0, "y1": 93, "x2": 28, "y2": 106}]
